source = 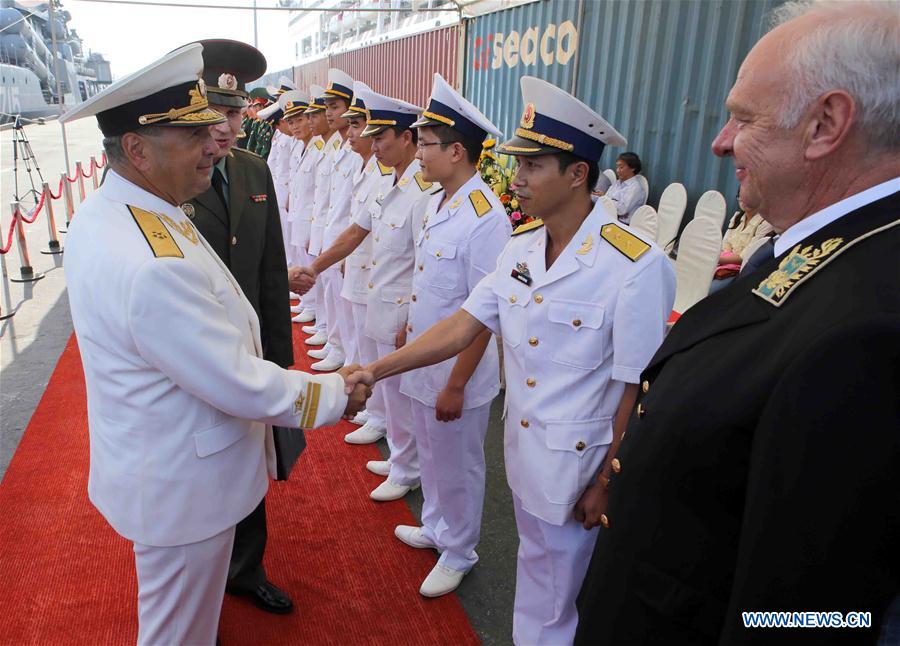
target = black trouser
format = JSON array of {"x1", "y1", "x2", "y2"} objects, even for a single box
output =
[{"x1": 227, "y1": 497, "x2": 267, "y2": 591}]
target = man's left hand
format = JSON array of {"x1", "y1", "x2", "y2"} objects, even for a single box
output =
[
  {"x1": 435, "y1": 385, "x2": 464, "y2": 422},
  {"x1": 574, "y1": 479, "x2": 609, "y2": 530}
]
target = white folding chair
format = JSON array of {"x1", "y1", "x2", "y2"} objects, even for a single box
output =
[
  {"x1": 672, "y1": 217, "x2": 723, "y2": 315},
  {"x1": 656, "y1": 182, "x2": 688, "y2": 253},
  {"x1": 629, "y1": 205, "x2": 658, "y2": 241},
  {"x1": 603, "y1": 169, "x2": 617, "y2": 187},
  {"x1": 635, "y1": 174, "x2": 649, "y2": 206},
  {"x1": 693, "y1": 189, "x2": 728, "y2": 231}
]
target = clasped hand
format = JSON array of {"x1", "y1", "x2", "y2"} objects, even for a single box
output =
[
  {"x1": 337, "y1": 364, "x2": 373, "y2": 419},
  {"x1": 288, "y1": 266, "x2": 317, "y2": 295}
]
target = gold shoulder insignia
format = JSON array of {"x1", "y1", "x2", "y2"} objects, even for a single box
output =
[
  {"x1": 378, "y1": 161, "x2": 393, "y2": 176},
  {"x1": 512, "y1": 218, "x2": 544, "y2": 236},
  {"x1": 600, "y1": 223, "x2": 650, "y2": 261},
  {"x1": 414, "y1": 171, "x2": 433, "y2": 192},
  {"x1": 314, "y1": 139, "x2": 325, "y2": 151},
  {"x1": 128, "y1": 206, "x2": 184, "y2": 258},
  {"x1": 469, "y1": 189, "x2": 491, "y2": 218},
  {"x1": 332, "y1": 138, "x2": 341, "y2": 150},
  {"x1": 753, "y1": 238, "x2": 844, "y2": 306}
]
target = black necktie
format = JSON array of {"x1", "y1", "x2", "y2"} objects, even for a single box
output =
[
  {"x1": 211, "y1": 166, "x2": 228, "y2": 212},
  {"x1": 740, "y1": 237, "x2": 776, "y2": 275}
]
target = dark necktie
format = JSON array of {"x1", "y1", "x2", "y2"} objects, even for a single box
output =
[
  {"x1": 211, "y1": 166, "x2": 228, "y2": 212},
  {"x1": 740, "y1": 237, "x2": 776, "y2": 275}
]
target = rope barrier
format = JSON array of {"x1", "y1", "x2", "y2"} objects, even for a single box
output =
[
  {"x1": 0, "y1": 216, "x2": 16, "y2": 255},
  {"x1": 47, "y1": 176, "x2": 64, "y2": 200}
]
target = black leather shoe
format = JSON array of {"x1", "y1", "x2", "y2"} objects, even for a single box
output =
[{"x1": 235, "y1": 581, "x2": 294, "y2": 615}]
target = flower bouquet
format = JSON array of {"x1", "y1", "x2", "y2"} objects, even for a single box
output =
[{"x1": 478, "y1": 139, "x2": 535, "y2": 229}]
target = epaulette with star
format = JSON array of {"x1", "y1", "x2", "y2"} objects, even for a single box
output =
[
  {"x1": 512, "y1": 219, "x2": 544, "y2": 236},
  {"x1": 469, "y1": 189, "x2": 492, "y2": 218},
  {"x1": 599, "y1": 223, "x2": 650, "y2": 261},
  {"x1": 128, "y1": 206, "x2": 184, "y2": 258}
]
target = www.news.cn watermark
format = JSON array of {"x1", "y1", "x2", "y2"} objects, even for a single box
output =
[{"x1": 742, "y1": 611, "x2": 872, "y2": 629}]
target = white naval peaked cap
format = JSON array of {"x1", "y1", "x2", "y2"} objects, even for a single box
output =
[
  {"x1": 322, "y1": 68, "x2": 354, "y2": 101},
  {"x1": 277, "y1": 75, "x2": 296, "y2": 93},
  {"x1": 305, "y1": 84, "x2": 327, "y2": 112},
  {"x1": 412, "y1": 73, "x2": 502, "y2": 141},
  {"x1": 341, "y1": 81, "x2": 372, "y2": 118},
  {"x1": 257, "y1": 101, "x2": 281, "y2": 120},
  {"x1": 497, "y1": 76, "x2": 626, "y2": 160},
  {"x1": 278, "y1": 89, "x2": 308, "y2": 111},
  {"x1": 59, "y1": 43, "x2": 224, "y2": 136},
  {"x1": 355, "y1": 86, "x2": 422, "y2": 138}
]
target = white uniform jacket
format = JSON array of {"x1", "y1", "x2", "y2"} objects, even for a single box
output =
[
  {"x1": 400, "y1": 172, "x2": 511, "y2": 409},
  {"x1": 463, "y1": 198, "x2": 675, "y2": 525},
  {"x1": 354, "y1": 159, "x2": 441, "y2": 345},
  {"x1": 267, "y1": 130, "x2": 291, "y2": 211},
  {"x1": 307, "y1": 131, "x2": 343, "y2": 256},
  {"x1": 65, "y1": 171, "x2": 348, "y2": 547},
  {"x1": 289, "y1": 135, "x2": 323, "y2": 250},
  {"x1": 323, "y1": 141, "x2": 362, "y2": 251},
  {"x1": 340, "y1": 159, "x2": 394, "y2": 306}
]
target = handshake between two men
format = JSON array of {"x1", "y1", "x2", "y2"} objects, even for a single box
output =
[{"x1": 337, "y1": 364, "x2": 372, "y2": 419}]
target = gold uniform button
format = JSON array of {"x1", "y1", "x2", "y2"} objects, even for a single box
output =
[
  {"x1": 407, "y1": 324, "x2": 413, "y2": 333},
  {"x1": 637, "y1": 403, "x2": 646, "y2": 418},
  {"x1": 526, "y1": 377, "x2": 536, "y2": 388},
  {"x1": 575, "y1": 441, "x2": 586, "y2": 451},
  {"x1": 611, "y1": 458, "x2": 622, "y2": 473},
  {"x1": 435, "y1": 251, "x2": 442, "y2": 257},
  {"x1": 411, "y1": 295, "x2": 417, "y2": 302},
  {"x1": 418, "y1": 264, "x2": 424, "y2": 272},
  {"x1": 375, "y1": 236, "x2": 380, "y2": 242},
  {"x1": 368, "y1": 282, "x2": 374, "y2": 289},
  {"x1": 642, "y1": 380, "x2": 650, "y2": 393},
  {"x1": 231, "y1": 236, "x2": 237, "y2": 246},
  {"x1": 520, "y1": 419, "x2": 529, "y2": 428},
  {"x1": 371, "y1": 259, "x2": 377, "y2": 265},
  {"x1": 600, "y1": 514, "x2": 610, "y2": 529},
  {"x1": 509, "y1": 295, "x2": 518, "y2": 304},
  {"x1": 573, "y1": 319, "x2": 582, "y2": 327},
  {"x1": 396, "y1": 297, "x2": 403, "y2": 304},
  {"x1": 425, "y1": 232, "x2": 430, "y2": 239},
  {"x1": 528, "y1": 337, "x2": 539, "y2": 347},
  {"x1": 534, "y1": 294, "x2": 543, "y2": 304}
]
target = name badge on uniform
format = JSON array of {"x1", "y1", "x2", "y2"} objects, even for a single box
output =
[{"x1": 511, "y1": 261, "x2": 532, "y2": 286}]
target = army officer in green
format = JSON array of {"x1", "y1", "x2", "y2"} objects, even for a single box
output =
[{"x1": 181, "y1": 39, "x2": 299, "y2": 616}]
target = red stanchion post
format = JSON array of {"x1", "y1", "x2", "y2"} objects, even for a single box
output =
[
  {"x1": 41, "y1": 183, "x2": 63, "y2": 255},
  {"x1": 76, "y1": 161, "x2": 87, "y2": 204},
  {"x1": 61, "y1": 172, "x2": 75, "y2": 232},
  {"x1": 9, "y1": 203, "x2": 45, "y2": 284},
  {"x1": 90, "y1": 156, "x2": 100, "y2": 190}
]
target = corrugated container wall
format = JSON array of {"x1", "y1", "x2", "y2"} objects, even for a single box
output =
[
  {"x1": 464, "y1": 0, "x2": 783, "y2": 215},
  {"x1": 292, "y1": 25, "x2": 463, "y2": 106}
]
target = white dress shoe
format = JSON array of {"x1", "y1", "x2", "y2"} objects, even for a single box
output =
[
  {"x1": 307, "y1": 347, "x2": 330, "y2": 360},
  {"x1": 370, "y1": 479, "x2": 419, "y2": 501},
  {"x1": 312, "y1": 357, "x2": 344, "y2": 372},
  {"x1": 419, "y1": 563, "x2": 467, "y2": 598},
  {"x1": 350, "y1": 410, "x2": 369, "y2": 426},
  {"x1": 295, "y1": 309, "x2": 316, "y2": 323},
  {"x1": 289, "y1": 291, "x2": 300, "y2": 300},
  {"x1": 290, "y1": 304, "x2": 303, "y2": 314},
  {"x1": 305, "y1": 331, "x2": 327, "y2": 346},
  {"x1": 301, "y1": 324, "x2": 318, "y2": 335},
  {"x1": 365, "y1": 460, "x2": 391, "y2": 476},
  {"x1": 395, "y1": 525, "x2": 438, "y2": 550},
  {"x1": 291, "y1": 313, "x2": 306, "y2": 323},
  {"x1": 345, "y1": 423, "x2": 386, "y2": 445}
]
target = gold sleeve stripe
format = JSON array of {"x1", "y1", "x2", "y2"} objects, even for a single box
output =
[
  {"x1": 128, "y1": 206, "x2": 184, "y2": 258},
  {"x1": 301, "y1": 381, "x2": 322, "y2": 428}
]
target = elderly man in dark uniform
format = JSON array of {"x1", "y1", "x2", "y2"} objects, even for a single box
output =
[
  {"x1": 575, "y1": 1, "x2": 899, "y2": 644},
  {"x1": 181, "y1": 39, "x2": 300, "y2": 616}
]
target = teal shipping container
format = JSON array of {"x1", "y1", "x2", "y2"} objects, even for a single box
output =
[{"x1": 464, "y1": 0, "x2": 783, "y2": 215}]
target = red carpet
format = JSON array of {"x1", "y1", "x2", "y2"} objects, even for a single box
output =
[{"x1": 0, "y1": 318, "x2": 479, "y2": 645}]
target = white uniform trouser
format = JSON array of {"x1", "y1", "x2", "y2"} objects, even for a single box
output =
[
  {"x1": 412, "y1": 399, "x2": 490, "y2": 572},
  {"x1": 511, "y1": 494, "x2": 598, "y2": 645},
  {"x1": 375, "y1": 340, "x2": 419, "y2": 486},
  {"x1": 279, "y1": 207, "x2": 293, "y2": 265},
  {"x1": 134, "y1": 525, "x2": 236, "y2": 646},
  {"x1": 308, "y1": 267, "x2": 327, "y2": 332},
  {"x1": 320, "y1": 269, "x2": 346, "y2": 362},
  {"x1": 293, "y1": 245, "x2": 317, "y2": 312},
  {"x1": 337, "y1": 294, "x2": 359, "y2": 365},
  {"x1": 353, "y1": 302, "x2": 386, "y2": 429}
]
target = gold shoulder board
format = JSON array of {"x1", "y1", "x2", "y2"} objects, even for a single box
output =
[
  {"x1": 600, "y1": 223, "x2": 650, "y2": 261},
  {"x1": 128, "y1": 206, "x2": 184, "y2": 259},
  {"x1": 512, "y1": 218, "x2": 545, "y2": 236},
  {"x1": 414, "y1": 171, "x2": 433, "y2": 192},
  {"x1": 469, "y1": 189, "x2": 492, "y2": 218},
  {"x1": 314, "y1": 139, "x2": 324, "y2": 151},
  {"x1": 378, "y1": 161, "x2": 393, "y2": 176}
]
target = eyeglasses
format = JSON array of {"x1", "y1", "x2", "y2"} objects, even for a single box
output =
[{"x1": 416, "y1": 141, "x2": 456, "y2": 150}]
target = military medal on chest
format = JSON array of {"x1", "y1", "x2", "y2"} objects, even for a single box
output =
[{"x1": 511, "y1": 261, "x2": 532, "y2": 285}]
